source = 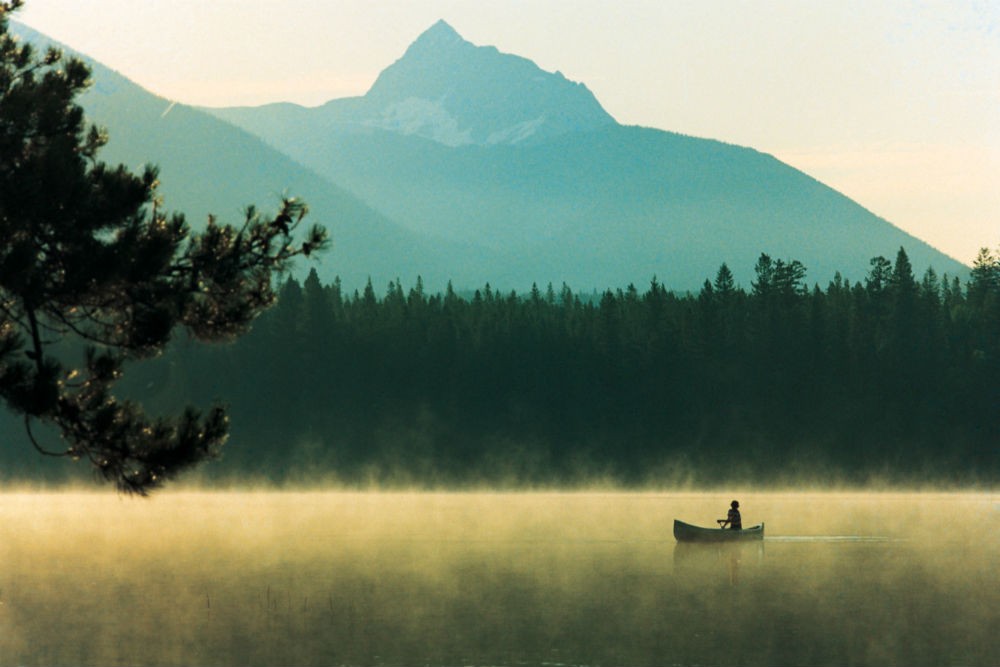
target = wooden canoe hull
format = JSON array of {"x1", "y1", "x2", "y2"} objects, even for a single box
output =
[{"x1": 673, "y1": 519, "x2": 765, "y2": 542}]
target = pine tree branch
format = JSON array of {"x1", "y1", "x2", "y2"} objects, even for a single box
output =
[{"x1": 24, "y1": 415, "x2": 67, "y2": 457}]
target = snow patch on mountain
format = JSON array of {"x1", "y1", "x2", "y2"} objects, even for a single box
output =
[
  {"x1": 365, "y1": 97, "x2": 472, "y2": 146},
  {"x1": 486, "y1": 117, "x2": 546, "y2": 145},
  {"x1": 363, "y1": 96, "x2": 551, "y2": 147}
]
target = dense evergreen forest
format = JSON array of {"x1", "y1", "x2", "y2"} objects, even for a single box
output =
[
  {"x1": 7, "y1": 247, "x2": 997, "y2": 486},
  {"x1": 109, "y1": 246, "x2": 996, "y2": 487}
]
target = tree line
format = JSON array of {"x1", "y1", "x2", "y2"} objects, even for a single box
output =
[{"x1": 109, "y1": 246, "x2": 998, "y2": 486}]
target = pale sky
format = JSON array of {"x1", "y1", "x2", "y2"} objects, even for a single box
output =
[{"x1": 15, "y1": 0, "x2": 1000, "y2": 266}]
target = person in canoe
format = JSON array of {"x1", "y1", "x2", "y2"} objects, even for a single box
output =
[{"x1": 717, "y1": 500, "x2": 742, "y2": 530}]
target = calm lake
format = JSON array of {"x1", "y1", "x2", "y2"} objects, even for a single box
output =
[{"x1": 0, "y1": 490, "x2": 995, "y2": 666}]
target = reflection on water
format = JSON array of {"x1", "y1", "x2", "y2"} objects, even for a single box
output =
[
  {"x1": 0, "y1": 490, "x2": 995, "y2": 666},
  {"x1": 673, "y1": 540, "x2": 765, "y2": 585}
]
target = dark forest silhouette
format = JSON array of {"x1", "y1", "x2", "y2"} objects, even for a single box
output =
[{"x1": 104, "y1": 246, "x2": 998, "y2": 486}]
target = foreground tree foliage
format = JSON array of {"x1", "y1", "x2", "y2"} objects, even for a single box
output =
[{"x1": 0, "y1": 1, "x2": 326, "y2": 493}]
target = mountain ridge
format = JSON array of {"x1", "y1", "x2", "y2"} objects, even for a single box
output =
[
  {"x1": 206, "y1": 21, "x2": 967, "y2": 289},
  {"x1": 214, "y1": 19, "x2": 615, "y2": 148},
  {"x1": 11, "y1": 20, "x2": 970, "y2": 293},
  {"x1": 9, "y1": 20, "x2": 489, "y2": 291}
]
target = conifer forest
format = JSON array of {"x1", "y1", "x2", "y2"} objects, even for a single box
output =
[{"x1": 67, "y1": 246, "x2": 989, "y2": 488}]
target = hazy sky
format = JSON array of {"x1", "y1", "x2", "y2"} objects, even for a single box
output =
[{"x1": 15, "y1": 0, "x2": 999, "y2": 265}]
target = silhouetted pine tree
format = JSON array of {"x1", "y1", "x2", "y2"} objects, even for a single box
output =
[{"x1": 0, "y1": 1, "x2": 326, "y2": 492}]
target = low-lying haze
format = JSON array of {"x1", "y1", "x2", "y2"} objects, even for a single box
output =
[{"x1": 0, "y1": 491, "x2": 995, "y2": 666}]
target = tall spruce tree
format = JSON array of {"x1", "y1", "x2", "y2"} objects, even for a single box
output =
[
  {"x1": 0, "y1": 1, "x2": 326, "y2": 493},
  {"x1": 968, "y1": 247, "x2": 999, "y2": 308}
]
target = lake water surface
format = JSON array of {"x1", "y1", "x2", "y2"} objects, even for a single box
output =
[{"x1": 0, "y1": 490, "x2": 995, "y2": 666}]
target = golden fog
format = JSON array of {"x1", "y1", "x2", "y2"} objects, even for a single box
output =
[{"x1": 0, "y1": 491, "x2": 996, "y2": 666}]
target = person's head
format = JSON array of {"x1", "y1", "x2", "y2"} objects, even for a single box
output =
[{"x1": 731, "y1": 500, "x2": 739, "y2": 508}]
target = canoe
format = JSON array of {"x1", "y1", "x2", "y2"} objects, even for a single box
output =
[{"x1": 673, "y1": 519, "x2": 765, "y2": 542}]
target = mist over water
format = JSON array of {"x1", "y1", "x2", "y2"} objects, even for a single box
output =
[{"x1": 0, "y1": 490, "x2": 995, "y2": 666}]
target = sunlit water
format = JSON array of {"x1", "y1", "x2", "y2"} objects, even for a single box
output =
[{"x1": 0, "y1": 490, "x2": 995, "y2": 666}]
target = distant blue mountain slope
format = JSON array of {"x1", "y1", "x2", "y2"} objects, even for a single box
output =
[
  {"x1": 207, "y1": 22, "x2": 967, "y2": 290},
  {"x1": 11, "y1": 21, "x2": 967, "y2": 293},
  {"x1": 10, "y1": 22, "x2": 481, "y2": 292}
]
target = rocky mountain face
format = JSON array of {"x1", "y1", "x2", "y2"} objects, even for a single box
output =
[
  {"x1": 357, "y1": 19, "x2": 616, "y2": 146},
  {"x1": 215, "y1": 20, "x2": 615, "y2": 149}
]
